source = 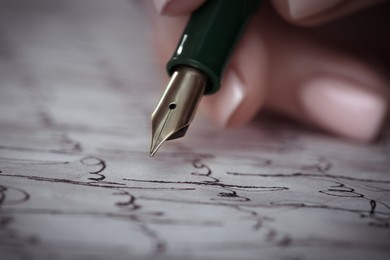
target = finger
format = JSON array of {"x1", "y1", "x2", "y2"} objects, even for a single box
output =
[
  {"x1": 200, "y1": 19, "x2": 268, "y2": 127},
  {"x1": 260, "y1": 6, "x2": 389, "y2": 142},
  {"x1": 271, "y1": 0, "x2": 385, "y2": 26},
  {"x1": 153, "y1": 0, "x2": 206, "y2": 15}
]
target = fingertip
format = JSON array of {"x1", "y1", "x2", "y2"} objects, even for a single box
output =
[
  {"x1": 271, "y1": 0, "x2": 386, "y2": 26},
  {"x1": 300, "y1": 77, "x2": 388, "y2": 142},
  {"x1": 153, "y1": 0, "x2": 206, "y2": 15},
  {"x1": 272, "y1": 0, "x2": 345, "y2": 22}
]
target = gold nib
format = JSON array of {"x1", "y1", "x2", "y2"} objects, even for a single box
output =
[{"x1": 150, "y1": 66, "x2": 207, "y2": 157}]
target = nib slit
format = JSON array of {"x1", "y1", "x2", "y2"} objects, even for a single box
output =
[{"x1": 150, "y1": 110, "x2": 171, "y2": 157}]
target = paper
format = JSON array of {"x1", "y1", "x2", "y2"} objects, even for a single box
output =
[{"x1": 1, "y1": 1, "x2": 389, "y2": 259}]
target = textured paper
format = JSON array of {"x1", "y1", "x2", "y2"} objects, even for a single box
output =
[{"x1": 0, "y1": 1, "x2": 389, "y2": 259}]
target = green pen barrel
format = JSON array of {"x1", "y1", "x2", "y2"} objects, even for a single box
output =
[{"x1": 167, "y1": 0, "x2": 261, "y2": 95}]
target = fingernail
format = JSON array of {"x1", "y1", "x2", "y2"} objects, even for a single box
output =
[
  {"x1": 153, "y1": 0, "x2": 171, "y2": 14},
  {"x1": 202, "y1": 71, "x2": 246, "y2": 127},
  {"x1": 300, "y1": 77, "x2": 387, "y2": 141},
  {"x1": 286, "y1": 0, "x2": 344, "y2": 19}
]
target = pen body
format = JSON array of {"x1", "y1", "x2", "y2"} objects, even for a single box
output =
[{"x1": 167, "y1": 0, "x2": 261, "y2": 94}]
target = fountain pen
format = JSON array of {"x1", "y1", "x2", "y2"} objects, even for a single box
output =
[{"x1": 150, "y1": 0, "x2": 261, "y2": 156}]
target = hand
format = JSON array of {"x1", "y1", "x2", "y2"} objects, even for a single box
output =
[{"x1": 150, "y1": 0, "x2": 389, "y2": 142}]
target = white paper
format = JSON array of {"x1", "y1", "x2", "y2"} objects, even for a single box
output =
[{"x1": 0, "y1": 1, "x2": 389, "y2": 259}]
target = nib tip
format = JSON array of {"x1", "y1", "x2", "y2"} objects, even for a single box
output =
[
  {"x1": 149, "y1": 139, "x2": 165, "y2": 158},
  {"x1": 149, "y1": 149, "x2": 156, "y2": 157}
]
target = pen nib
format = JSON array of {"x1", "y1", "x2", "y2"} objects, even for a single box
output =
[{"x1": 150, "y1": 67, "x2": 207, "y2": 157}]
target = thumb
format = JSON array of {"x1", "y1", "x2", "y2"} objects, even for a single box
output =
[{"x1": 153, "y1": 0, "x2": 206, "y2": 15}]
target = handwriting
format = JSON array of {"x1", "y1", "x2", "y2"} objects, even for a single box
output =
[
  {"x1": 81, "y1": 156, "x2": 107, "y2": 181},
  {"x1": 0, "y1": 1, "x2": 389, "y2": 259}
]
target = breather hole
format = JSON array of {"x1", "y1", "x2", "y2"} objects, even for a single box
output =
[{"x1": 169, "y1": 103, "x2": 177, "y2": 110}]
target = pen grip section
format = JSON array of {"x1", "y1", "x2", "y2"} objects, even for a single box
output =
[{"x1": 167, "y1": 0, "x2": 261, "y2": 94}]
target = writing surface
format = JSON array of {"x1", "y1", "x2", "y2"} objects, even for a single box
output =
[{"x1": 0, "y1": 1, "x2": 389, "y2": 260}]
